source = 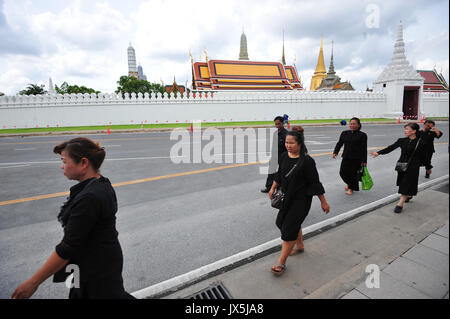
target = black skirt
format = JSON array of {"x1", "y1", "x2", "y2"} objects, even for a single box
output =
[
  {"x1": 396, "y1": 163, "x2": 420, "y2": 196},
  {"x1": 339, "y1": 158, "x2": 361, "y2": 191},
  {"x1": 276, "y1": 196, "x2": 313, "y2": 241}
]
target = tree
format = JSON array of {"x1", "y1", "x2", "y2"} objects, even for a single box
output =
[
  {"x1": 115, "y1": 76, "x2": 165, "y2": 96},
  {"x1": 19, "y1": 84, "x2": 47, "y2": 95},
  {"x1": 0, "y1": 92, "x2": 4, "y2": 96},
  {"x1": 55, "y1": 82, "x2": 100, "y2": 94}
]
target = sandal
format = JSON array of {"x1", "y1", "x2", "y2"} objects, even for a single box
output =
[{"x1": 271, "y1": 262, "x2": 286, "y2": 276}]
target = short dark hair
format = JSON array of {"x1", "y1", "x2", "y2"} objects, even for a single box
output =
[
  {"x1": 404, "y1": 123, "x2": 420, "y2": 134},
  {"x1": 424, "y1": 119, "x2": 435, "y2": 126},
  {"x1": 54, "y1": 137, "x2": 106, "y2": 172},
  {"x1": 274, "y1": 116, "x2": 284, "y2": 123},
  {"x1": 350, "y1": 117, "x2": 362, "y2": 130}
]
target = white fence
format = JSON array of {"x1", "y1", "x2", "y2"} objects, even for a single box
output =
[{"x1": 0, "y1": 90, "x2": 447, "y2": 129}]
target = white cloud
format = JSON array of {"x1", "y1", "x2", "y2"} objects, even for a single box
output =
[{"x1": 0, "y1": 0, "x2": 448, "y2": 95}]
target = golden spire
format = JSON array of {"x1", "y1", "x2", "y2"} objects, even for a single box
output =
[
  {"x1": 281, "y1": 29, "x2": 286, "y2": 65},
  {"x1": 204, "y1": 48, "x2": 208, "y2": 62},
  {"x1": 310, "y1": 33, "x2": 327, "y2": 90}
]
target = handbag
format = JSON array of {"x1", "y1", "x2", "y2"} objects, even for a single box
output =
[
  {"x1": 361, "y1": 166, "x2": 373, "y2": 190},
  {"x1": 271, "y1": 156, "x2": 305, "y2": 209},
  {"x1": 395, "y1": 138, "x2": 422, "y2": 172}
]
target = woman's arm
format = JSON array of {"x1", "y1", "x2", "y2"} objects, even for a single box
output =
[
  {"x1": 317, "y1": 194, "x2": 330, "y2": 214},
  {"x1": 12, "y1": 250, "x2": 69, "y2": 299},
  {"x1": 371, "y1": 138, "x2": 401, "y2": 157},
  {"x1": 332, "y1": 132, "x2": 345, "y2": 158}
]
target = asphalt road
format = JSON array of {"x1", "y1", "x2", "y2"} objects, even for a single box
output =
[{"x1": 0, "y1": 122, "x2": 448, "y2": 299}]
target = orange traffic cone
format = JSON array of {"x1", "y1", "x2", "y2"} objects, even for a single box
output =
[
  {"x1": 190, "y1": 123, "x2": 193, "y2": 133},
  {"x1": 397, "y1": 117, "x2": 401, "y2": 124},
  {"x1": 107, "y1": 126, "x2": 110, "y2": 134},
  {"x1": 287, "y1": 120, "x2": 291, "y2": 129}
]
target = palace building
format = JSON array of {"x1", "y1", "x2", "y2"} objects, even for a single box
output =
[
  {"x1": 417, "y1": 69, "x2": 449, "y2": 92},
  {"x1": 191, "y1": 32, "x2": 303, "y2": 91}
]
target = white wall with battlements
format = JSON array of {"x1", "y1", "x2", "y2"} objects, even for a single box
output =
[{"x1": 0, "y1": 90, "x2": 447, "y2": 129}]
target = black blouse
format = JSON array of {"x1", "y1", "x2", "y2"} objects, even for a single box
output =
[
  {"x1": 274, "y1": 152, "x2": 325, "y2": 202},
  {"x1": 333, "y1": 130, "x2": 368, "y2": 163},
  {"x1": 377, "y1": 137, "x2": 426, "y2": 167},
  {"x1": 54, "y1": 176, "x2": 123, "y2": 284},
  {"x1": 420, "y1": 129, "x2": 443, "y2": 153}
]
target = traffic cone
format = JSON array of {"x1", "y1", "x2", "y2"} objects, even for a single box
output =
[
  {"x1": 287, "y1": 120, "x2": 291, "y2": 129},
  {"x1": 397, "y1": 117, "x2": 401, "y2": 124},
  {"x1": 107, "y1": 126, "x2": 110, "y2": 134},
  {"x1": 190, "y1": 123, "x2": 193, "y2": 133}
]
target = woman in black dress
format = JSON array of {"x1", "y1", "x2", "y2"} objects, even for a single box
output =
[
  {"x1": 268, "y1": 128, "x2": 330, "y2": 276},
  {"x1": 332, "y1": 117, "x2": 367, "y2": 195},
  {"x1": 12, "y1": 137, "x2": 134, "y2": 299},
  {"x1": 370, "y1": 123, "x2": 426, "y2": 213}
]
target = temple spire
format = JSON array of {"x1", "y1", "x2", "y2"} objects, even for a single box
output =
[
  {"x1": 328, "y1": 40, "x2": 335, "y2": 75},
  {"x1": 239, "y1": 29, "x2": 249, "y2": 60},
  {"x1": 281, "y1": 30, "x2": 286, "y2": 65},
  {"x1": 310, "y1": 33, "x2": 327, "y2": 90}
]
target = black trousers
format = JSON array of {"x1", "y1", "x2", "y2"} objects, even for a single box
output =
[{"x1": 339, "y1": 158, "x2": 362, "y2": 191}]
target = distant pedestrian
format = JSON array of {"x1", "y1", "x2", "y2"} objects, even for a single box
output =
[
  {"x1": 268, "y1": 129, "x2": 330, "y2": 276},
  {"x1": 420, "y1": 120, "x2": 443, "y2": 178},
  {"x1": 332, "y1": 117, "x2": 368, "y2": 195},
  {"x1": 261, "y1": 116, "x2": 288, "y2": 193},
  {"x1": 12, "y1": 137, "x2": 134, "y2": 299},
  {"x1": 370, "y1": 123, "x2": 427, "y2": 214}
]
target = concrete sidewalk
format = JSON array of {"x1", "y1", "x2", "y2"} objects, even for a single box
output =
[{"x1": 160, "y1": 182, "x2": 449, "y2": 299}]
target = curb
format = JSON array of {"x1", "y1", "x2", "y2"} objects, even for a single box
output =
[
  {"x1": 131, "y1": 174, "x2": 449, "y2": 299},
  {"x1": 0, "y1": 120, "x2": 437, "y2": 138}
]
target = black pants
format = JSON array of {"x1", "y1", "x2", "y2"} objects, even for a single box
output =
[{"x1": 339, "y1": 158, "x2": 362, "y2": 191}]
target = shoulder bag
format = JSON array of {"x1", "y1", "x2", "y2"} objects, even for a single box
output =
[
  {"x1": 395, "y1": 138, "x2": 422, "y2": 172},
  {"x1": 271, "y1": 156, "x2": 305, "y2": 209}
]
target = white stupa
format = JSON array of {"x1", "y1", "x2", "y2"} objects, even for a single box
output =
[
  {"x1": 48, "y1": 77, "x2": 56, "y2": 95},
  {"x1": 373, "y1": 21, "x2": 424, "y2": 119}
]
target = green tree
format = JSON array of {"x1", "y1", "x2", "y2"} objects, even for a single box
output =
[
  {"x1": 55, "y1": 82, "x2": 100, "y2": 94},
  {"x1": 19, "y1": 84, "x2": 47, "y2": 95},
  {"x1": 115, "y1": 76, "x2": 165, "y2": 96},
  {"x1": 0, "y1": 92, "x2": 4, "y2": 96}
]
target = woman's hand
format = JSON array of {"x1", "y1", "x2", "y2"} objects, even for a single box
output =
[
  {"x1": 332, "y1": 153, "x2": 338, "y2": 159},
  {"x1": 321, "y1": 201, "x2": 330, "y2": 214},
  {"x1": 269, "y1": 188, "x2": 275, "y2": 200},
  {"x1": 362, "y1": 162, "x2": 367, "y2": 167},
  {"x1": 370, "y1": 152, "x2": 379, "y2": 158},
  {"x1": 12, "y1": 279, "x2": 38, "y2": 299}
]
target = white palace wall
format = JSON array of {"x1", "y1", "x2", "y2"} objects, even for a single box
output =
[{"x1": 0, "y1": 90, "x2": 448, "y2": 129}]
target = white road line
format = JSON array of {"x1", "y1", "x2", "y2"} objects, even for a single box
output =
[
  {"x1": 0, "y1": 164, "x2": 30, "y2": 169},
  {"x1": 14, "y1": 148, "x2": 36, "y2": 151}
]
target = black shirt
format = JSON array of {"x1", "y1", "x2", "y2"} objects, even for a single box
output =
[
  {"x1": 420, "y1": 129, "x2": 443, "y2": 153},
  {"x1": 378, "y1": 137, "x2": 426, "y2": 167},
  {"x1": 274, "y1": 152, "x2": 325, "y2": 202},
  {"x1": 54, "y1": 176, "x2": 124, "y2": 286},
  {"x1": 333, "y1": 130, "x2": 368, "y2": 163}
]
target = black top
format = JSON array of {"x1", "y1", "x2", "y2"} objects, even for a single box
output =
[
  {"x1": 377, "y1": 137, "x2": 426, "y2": 167},
  {"x1": 419, "y1": 129, "x2": 443, "y2": 153},
  {"x1": 333, "y1": 130, "x2": 368, "y2": 164},
  {"x1": 276, "y1": 127, "x2": 288, "y2": 156},
  {"x1": 54, "y1": 176, "x2": 123, "y2": 285},
  {"x1": 274, "y1": 152, "x2": 325, "y2": 204}
]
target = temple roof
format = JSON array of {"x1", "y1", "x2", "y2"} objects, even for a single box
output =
[
  {"x1": 192, "y1": 59, "x2": 302, "y2": 90},
  {"x1": 418, "y1": 69, "x2": 449, "y2": 92}
]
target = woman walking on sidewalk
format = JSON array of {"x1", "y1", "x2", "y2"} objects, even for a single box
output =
[
  {"x1": 370, "y1": 123, "x2": 427, "y2": 214},
  {"x1": 269, "y1": 128, "x2": 330, "y2": 276},
  {"x1": 12, "y1": 137, "x2": 134, "y2": 299},
  {"x1": 332, "y1": 117, "x2": 368, "y2": 195}
]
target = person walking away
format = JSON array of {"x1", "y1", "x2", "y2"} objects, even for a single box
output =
[
  {"x1": 261, "y1": 116, "x2": 288, "y2": 193},
  {"x1": 420, "y1": 120, "x2": 443, "y2": 178},
  {"x1": 268, "y1": 129, "x2": 330, "y2": 276},
  {"x1": 12, "y1": 137, "x2": 134, "y2": 299},
  {"x1": 332, "y1": 117, "x2": 368, "y2": 195},
  {"x1": 370, "y1": 123, "x2": 426, "y2": 213}
]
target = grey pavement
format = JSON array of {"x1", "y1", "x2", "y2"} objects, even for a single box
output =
[{"x1": 157, "y1": 183, "x2": 449, "y2": 299}]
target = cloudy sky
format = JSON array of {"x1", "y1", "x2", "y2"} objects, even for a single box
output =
[{"x1": 0, "y1": 0, "x2": 448, "y2": 95}]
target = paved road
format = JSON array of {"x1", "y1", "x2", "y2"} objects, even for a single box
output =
[{"x1": 0, "y1": 122, "x2": 448, "y2": 298}]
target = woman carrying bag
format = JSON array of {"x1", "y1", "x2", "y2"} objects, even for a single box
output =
[
  {"x1": 268, "y1": 127, "x2": 330, "y2": 276},
  {"x1": 370, "y1": 123, "x2": 426, "y2": 214},
  {"x1": 332, "y1": 117, "x2": 368, "y2": 195}
]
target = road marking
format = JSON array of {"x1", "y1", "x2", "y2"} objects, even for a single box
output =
[
  {"x1": 0, "y1": 164, "x2": 30, "y2": 169},
  {"x1": 14, "y1": 148, "x2": 37, "y2": 151},
  {"x1": 0, "y1": 143, "x2": 448, "y2": 206}
]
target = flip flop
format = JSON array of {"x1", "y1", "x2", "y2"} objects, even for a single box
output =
[{"x1": 271, "y1": 263, "x2": 286, "y2": 276}]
